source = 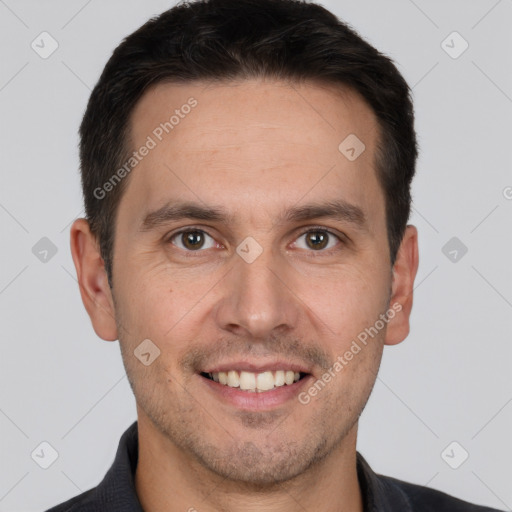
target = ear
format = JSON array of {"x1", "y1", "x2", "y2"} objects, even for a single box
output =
[
  {"x1": 70, "y1": 218, "x2": 118, "y2": 341},
  {"x1": 384, "y1": 224, "x2": 419, "y2": 346}
]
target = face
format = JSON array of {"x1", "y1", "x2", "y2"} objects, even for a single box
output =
[{"x1": 73, "y1": 79, "x2": 418, "y2": 486}]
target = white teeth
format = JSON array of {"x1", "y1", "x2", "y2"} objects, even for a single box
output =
[
  {"x1": 274, "y1": 370, "x2": 285, "y2": 387},
  {"x1": 208, "y1": 370, "x2": 302, "y2": 392},
  {"x1": 256, "y1": 371, "x2": 275, "y2": 391},
  {"x1": 227, "y1": 370, "x2": 240, "y2": 388},
  {"x1": 239, "y1": 371, "x2": 256, "y2": 391}
]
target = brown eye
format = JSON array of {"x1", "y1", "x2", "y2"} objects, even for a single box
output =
[
  {"x1": 305, "y1": 231, "x2": 329, "y2": 250},
  {"x1": 294, "y1": 229, "x2": 340, "y2": 252},
  {"x1": 170, "y1": 230, "x2": 216, "y2": 251},
  {"x1": 182, "y1": 231, "x2": 204, "y2": 250}
]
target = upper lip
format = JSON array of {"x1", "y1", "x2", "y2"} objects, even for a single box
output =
[{"x1": 201, "y1": 360, "x2": 312, "y2": 374}]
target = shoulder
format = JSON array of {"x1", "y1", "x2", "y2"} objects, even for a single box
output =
[
  {"x1": 44, "y1": 421, "x2": 142, "y2": 511},
  {"x1": 380, "y1": 474, "x2": 504, "y2": 512},
  {"x1": 44, "y1": 488, "x2": 97, "y2": 512}
]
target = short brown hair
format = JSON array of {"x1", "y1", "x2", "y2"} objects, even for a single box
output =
[{"x1": 79, "y1": 0, "x2": 418, "y2": 286}]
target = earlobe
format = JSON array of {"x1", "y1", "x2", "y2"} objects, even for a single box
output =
[
  {"x1": 384, "y1": 224, "x2": 419, "y2": 346},
  {"x1": 70, "y1": 218, "x2": 118, "y2": 341}
]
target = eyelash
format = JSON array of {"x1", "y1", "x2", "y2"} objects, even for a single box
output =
[{"x1": 166, "y1": 225, "x2": 345, "y2": 256}]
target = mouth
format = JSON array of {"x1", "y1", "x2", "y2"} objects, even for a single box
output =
[
  {"x1": 200, "y1": 370, "x2": 309, "y2": 393},
  {"x1": 197, "y1": 362, "x2": 314, "y2": 412}
]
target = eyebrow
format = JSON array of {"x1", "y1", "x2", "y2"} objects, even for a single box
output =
[{"x1": 139, "y1": 199, "x2": 368, "y2": 232}]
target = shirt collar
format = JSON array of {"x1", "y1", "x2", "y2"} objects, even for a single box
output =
[
  {"x1": 356, "y1": 449, "x2": 413, "y2": 512},
  {"x1": 96, "y1": 421, "x2": 412, "y2": 512},
  {"x1": 93, "y1": 421, "x2": 144, "y2": 511}
]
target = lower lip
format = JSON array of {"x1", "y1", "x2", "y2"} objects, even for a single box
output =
[{"x1": 200, "y1": 374, "x2": 313, "y2": 410}]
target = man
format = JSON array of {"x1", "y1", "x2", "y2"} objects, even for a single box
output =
[{"x1": 46, "y1": 0, "x2": 503, "y2": 510}]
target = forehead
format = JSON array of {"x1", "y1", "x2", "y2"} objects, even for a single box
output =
[
  {"x1": 130, "y1": 79, "x2": 378, "y2": 153},
  {"x1": 120, "y1": 79, "x2": 383, "y2": 230}
]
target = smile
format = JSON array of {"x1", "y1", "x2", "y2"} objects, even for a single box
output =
[{"x1": 201, "y1": 370, "x2": 307, "y2": 392}]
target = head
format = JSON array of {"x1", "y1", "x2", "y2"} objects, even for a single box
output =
[{"x1": 71, "y1": 0, "x2": 419, "y2": 487}]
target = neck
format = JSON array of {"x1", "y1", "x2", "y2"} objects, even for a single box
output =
[{"x1": 134, "y1": 413, "x2": 364, "y2": 512}]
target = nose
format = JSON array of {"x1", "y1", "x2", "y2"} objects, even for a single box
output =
[{"x1": 214, "y1": 245, "x2": 300, "y2": 339}]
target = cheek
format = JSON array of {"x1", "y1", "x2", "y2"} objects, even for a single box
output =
[
  {"x1": 114, "y1": 255, "x2": 216, "y2": 346},
  {"x1": 295, "y1": 263, "x2": 390, "y2": 340}
]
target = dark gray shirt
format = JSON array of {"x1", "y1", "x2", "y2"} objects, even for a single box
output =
[{"x1": 45, "y1": 421, "x2": 503, "y2": 512}]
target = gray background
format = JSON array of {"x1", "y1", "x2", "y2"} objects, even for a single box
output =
[{"x1": 0, "y1": 0, "x2": 511, "y2": 510}]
